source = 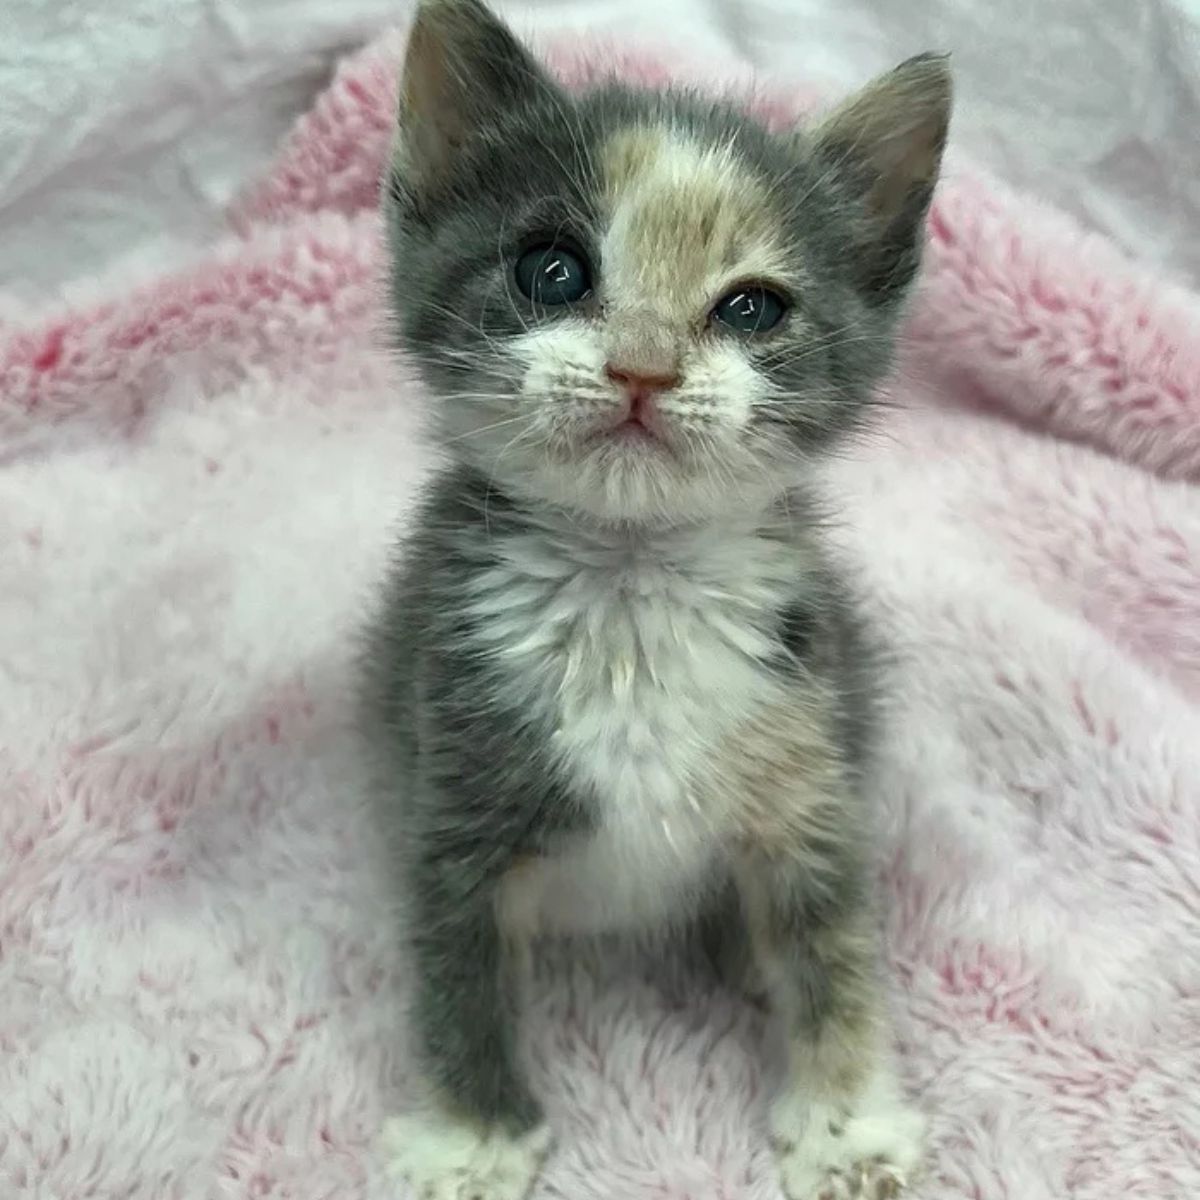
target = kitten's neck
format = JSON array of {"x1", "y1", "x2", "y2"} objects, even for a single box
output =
[
  {"x1": 457, "y1": 466, "x2": 804, "y2": 577},
  {"x1": 448, "y1": 467, "x2": 808, "y2": 654}
]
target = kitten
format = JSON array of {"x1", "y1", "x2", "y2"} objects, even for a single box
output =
[{"x1": 359, "y1": 2, "x2": 950, "y2": 1198}]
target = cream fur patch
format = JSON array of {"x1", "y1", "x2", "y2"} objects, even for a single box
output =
[
  {"x1": 599, "y1": 126, "x2": 797, "y2": 329},
  {"x1": 703, "y1": 693, "x2": 847, "y2": 859}
]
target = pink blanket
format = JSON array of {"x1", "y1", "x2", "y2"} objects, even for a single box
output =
[{"x1": 2, "y1": 33, "x2": 1198, "y2": 1200}]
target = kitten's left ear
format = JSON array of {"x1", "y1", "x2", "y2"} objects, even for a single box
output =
[
  {"x1": 395, "y1": 0, "x2": 559, "y2": 202},
  {"x1": 811, "y1": 53, "x2": 952, "y2": 302}
]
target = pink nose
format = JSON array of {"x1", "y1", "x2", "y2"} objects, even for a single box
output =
[{"x1": 604, "y1": 363, "x2": 680, "y2": 397}]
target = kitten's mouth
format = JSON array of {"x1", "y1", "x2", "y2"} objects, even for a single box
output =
[
  {"x1": 588, "y1": 415, "x2": 675, "y2": 459},
  {"x1": 593, "y1": 396, "x2": 673, "y2": 451},
  {"x1": 610, "y1": 414, "x2": 661, "y2": 442}
]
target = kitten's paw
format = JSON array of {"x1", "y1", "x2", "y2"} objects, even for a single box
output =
[
  {"x1": 381, "y1": 1110, "x2": 551, "y2": 1200},
  {"x1": 770, "y1": 1087, "x2": 924, "y2": 1200}
]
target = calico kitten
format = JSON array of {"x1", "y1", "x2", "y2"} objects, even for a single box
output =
[{"x1": 360, "y1": 2, "x2": 949, "y2": 1197}]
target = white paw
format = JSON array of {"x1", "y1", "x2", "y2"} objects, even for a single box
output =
[
  {"x1": 381, "y1": 1110, "x2": 551, "y2": 1200},
  {"x1": 770, "y1": 1081, "x2": 925, "y2": 1200}
]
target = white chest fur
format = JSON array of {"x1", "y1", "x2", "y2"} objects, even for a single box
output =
[{"x1": 465, "y1": 514, "x2": 803, "y2": 934}]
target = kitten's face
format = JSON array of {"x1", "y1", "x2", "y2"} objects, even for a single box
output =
[{"x1": 389, "y1": 0, "x2": 949, "y2": 524}]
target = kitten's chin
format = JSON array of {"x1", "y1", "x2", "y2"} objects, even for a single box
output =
[{"x1": 499, "y1": 448, "x2": 789, "y2": 526}]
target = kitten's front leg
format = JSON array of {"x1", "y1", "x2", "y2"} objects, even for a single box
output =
[
  {"x1": 736, "y1": 852, "x2": 924, "y2": 1200},
  {"x1": 382, "y1": 845, "x2": 549, "y2": 1200}
]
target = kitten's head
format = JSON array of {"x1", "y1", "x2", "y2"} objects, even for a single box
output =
[{"x1": 387, "y1": 0, "x2": 950, "y2": 524}]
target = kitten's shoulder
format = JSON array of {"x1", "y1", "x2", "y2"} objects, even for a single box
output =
[
  {"x1": 766, "y1": 488, "x2": 883, "y2": 780},
  {"x1": 357, "y1": 465, "x2": 495, "y2": 728}
]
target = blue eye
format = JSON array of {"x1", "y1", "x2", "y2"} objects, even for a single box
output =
[
  {"x1": 711, "y1": 286, "x2": 787, "y2": 334},
  {"x1": 514, "y1": 243, "x2": 592, "y2": 306}
]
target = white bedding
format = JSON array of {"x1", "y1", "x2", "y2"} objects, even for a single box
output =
[{"x1": 3, "y1": 0, "x2": 1200, "y2": 299}]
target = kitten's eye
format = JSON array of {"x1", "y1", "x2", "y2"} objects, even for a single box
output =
[
  {"x1": 710, "y1": 286, "x2": 787, "y2": 334},
  {"x1": 514, "y1": 243, "x2": 592, "y2": 306}
]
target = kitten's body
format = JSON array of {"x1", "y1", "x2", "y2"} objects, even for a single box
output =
[
  {"x1": 366, "y1": 470, "x2": 869, "y2": 937},
  {"x1": 361, "y1": 5, "x2": 949, "y2": 1198}
]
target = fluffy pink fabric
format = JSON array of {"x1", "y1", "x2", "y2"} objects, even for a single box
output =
[{"x1": 2, "y1": 33, "x2": 1198, "y2": 1200}]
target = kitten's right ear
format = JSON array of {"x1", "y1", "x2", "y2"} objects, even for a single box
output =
[{"x1": 395, "y1": 0, "x2": 556, "y2": 198}]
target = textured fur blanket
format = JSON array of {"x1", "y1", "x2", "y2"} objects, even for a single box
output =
[{"x1": 2, "y1": 32, "x2": 1198, "y2": 1200}]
